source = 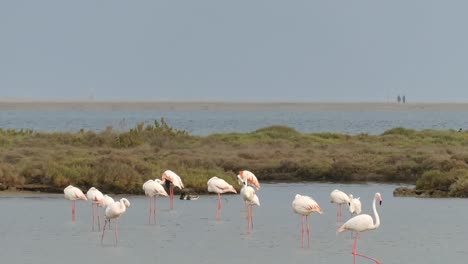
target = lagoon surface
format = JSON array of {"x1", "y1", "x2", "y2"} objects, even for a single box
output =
[
  {"x1": 1, "y1": 102, "x2": 468, "y2": 135},
  {"x1": 0, "y1": 183, "x2": 466, "y2": 264}
]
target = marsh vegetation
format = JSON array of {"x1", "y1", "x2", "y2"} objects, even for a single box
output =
[{"x1": 1, "y1": 120, "x2": 467, "y2": 196}]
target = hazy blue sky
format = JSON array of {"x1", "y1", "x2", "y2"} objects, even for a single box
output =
[{"x1": 1, "y1": 1, "x2": 468, "y2": 102}]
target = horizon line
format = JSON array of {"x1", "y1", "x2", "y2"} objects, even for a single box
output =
[{"x1": 2, "y1": 98, "x2": 468, "y2": 104}]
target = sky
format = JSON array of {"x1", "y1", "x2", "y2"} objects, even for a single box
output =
[{"x1": 1, "y1": 0, "x2": 468, "y2": 102}]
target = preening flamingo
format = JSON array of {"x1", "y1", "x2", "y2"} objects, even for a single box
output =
[
  {"x1": 64, "y1": 185, "x2": 87, "y2": 222},
  {"x1": 239, "y1": 176, "x2": 260, "y2": 234},
  {"x1": 330, "y1": 189, "x2": 350, "y2": 222},
  {"x1": 292, "y1": 194, "x2": 323, "y2": 248},
  {"x1": 143, "y1": 179, "x2": 168, "y2": 224},
  {"x1": 337, "y1": 192, "x2": 382, "y2": 264},
  {"x1": 237, "y1": 170, "x2": 260, "y2": 190},
  {"x1": 207, "y1": 176, "x2": 237, "y2": 220},
  {"x1": 161, "y1": 170, "x2": 184, "y2": 210},
  {"x1": 86, "y1": 187, "x2": 105, "y2": 231},
  {"x1": 101, "y1": 198, "x2": 131, "y2": 245},
  {"x1": 348, "y1": 194, "x2": 362, "y2": 215}
]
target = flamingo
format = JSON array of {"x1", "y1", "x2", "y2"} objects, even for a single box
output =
[
  {"x1": 86, "y1": 187, "x2": 105, "y2": 231},
  {"x1": 143, "y1": 179, "x2": 168, "y2": 224},
  {"x1": 101, "y1": 198, "x2": 131, "y2": 245},
  {"x1": 98, "y1": 195, "x2": 115, "y2": 228},
  {"x1": 330, "y1": 189, "x2": 350, "y2": 222},
  {"x1": 100, "y1": 195, "x2": 115, "y2": 208},
  {"x1": 348, "y1": 194, "x2": 362, "y2": 215},
  {"x1": 161, "y1": 170, "x2": 184, "y2": 210},
  {"x1": 292, "y1": 194, "x2": 323, "y2": 248},
  {"x1": 63, "y1": 185, "x2": 87, "y2": 222},
  {"x1": 207, "y1": 176, "x2": 237, "y2": 220},
  {"x1": 337, "y1": 192, "x2": 383, "y2": 264},
  {"x1": 239, "y1": 176, "x2": 260, "y2": 234},
  {"x1": 237, "y1": 170, "x2": 260, "y2": 190}
]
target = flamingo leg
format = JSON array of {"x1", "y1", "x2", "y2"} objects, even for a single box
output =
[
  {"x1": 250, "y1": 205, "x2": 254, "y2": 230},
  {"x1": 336, "y1": 204, "x2": 339, "y2": 221},
  {"x1": 149, "y1": 196, "x2": 152, "y2": 224},
  {"x1": 170, "y1": 185, "x2": 174, "y2": 210},
  {"x1": 352, "y1": 232, "x2": 381, "y2": 264},
  {"x1": 246, "y1": 203, "x2": 250, "y2": 234},
  {"x1": 153, "y1": 196, "x2": 157, "y2": 224},
  {"x1": 248, "y1": 204, "x2": 250, "y2": 233},
  {"x1": 216, "y1": 193, "x2": 221, "y2": 220},
  {"x1": 114, "y1": 219, "x2": 118, "y2": 245},
  {"x1": 97, "y1": 205, "x2": 101, "y2": 231},
  {"x1": 72, "y1": 201, "x2": 76, "y2": 222},
  {"x1": 245, "y1": 204, "x2": 248, "y2": 220},
  {"x1": 250, "y1": 205, "x2": 253, "y2": 233},
  {"x1": 306, "y1": 215, "x2": 310, "y2": 248},
  {"x1": 101, "y1": 219, "x2": 108, "y2": 244},
  {"x1": 301, "y1": 215, "x2": 304, "y2": 248},
  {"x1": 339, "y1": 204, "x2": 342, "y2": 222},
  {"x1": 91, "y1": 203, "x2": 95, "y2": 231}
]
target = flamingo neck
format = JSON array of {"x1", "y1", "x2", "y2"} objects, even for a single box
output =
[
  {"x1": 372, "y1": 196, "x2": 380, "y2": 229},
  {"x1": 119, "y1": 200, "x2": 127, "y2": 213}
]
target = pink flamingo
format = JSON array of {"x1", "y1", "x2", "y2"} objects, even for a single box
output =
[
  {"x1": 161, "y1": 170, "x2": 184, "y2": 210},
  {"x1": 143, "y1": 179, "x2": 168, "y2": 224},
  {"x1": 86, "y1": 187, "x2": 105, "y2": 231},
  {"x1": 292, "y1": 194, "x2": 323, "y2": 248},
  {"x1": 207, "y1": 176, "x2": 237, "y2": 220},
  {"x1": 101, "y1": 198, "x2": 131, "y2": 245},
  {"x1": 98, "y1": 195, "x2": 115, "y2": 228},
  {"x1": 100, "y1": 195, "x2": 115, "y2": 208},
  {"x1": 63, "y1": 185, "x2": 87, "y2": 222},
  {"x1": 330, "y1": 189, "x2": 350, "y2": 222},
  {"x1": 337, "y1": 192, "x2": 383, "y2": 264},
  {"x1": 237, "y1": 170, "x2": 260, "y2": 190},
  {"x1": 239, "y1": 176, "x2": 260, "y2": 234}
]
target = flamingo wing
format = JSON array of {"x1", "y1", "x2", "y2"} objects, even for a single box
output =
[
  {"x1": 74, "y1": 187, "x2": 87, "y2": 200},
  {"x1": 212, "y1": 178, "x2": 236, "y2": 193},
  {"x1": 338, "y1": 214, "x2": 374, "y2": 233},
  {"x1": 330, "y1": 189, "x2": 350, "y2": 204},
  {"x1": 154, "y1": 181, "x2": 168, "y2": 196}
]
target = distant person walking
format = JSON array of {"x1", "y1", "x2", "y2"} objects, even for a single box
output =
[
  {"x1": 402, "y1": 95, "x2": 406, "y2": 104},
  {"x1": 397, "y1": 95, "x2": 401, "y2": 103}
]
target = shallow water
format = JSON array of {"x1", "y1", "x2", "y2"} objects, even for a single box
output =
[
  {"x1": 0, "y1": 183, "x2": 466, "y2": 264},
  {"x1": 1, "y1": 105, "x2": 468, "y2": 135}
]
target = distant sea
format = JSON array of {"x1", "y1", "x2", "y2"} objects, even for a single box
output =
[{"x1": 1, "y1": 101, "x2": 467, "y2": 135}]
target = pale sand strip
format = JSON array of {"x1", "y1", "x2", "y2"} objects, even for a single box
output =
[{"x1": 1, "y1": 100, "x2": 468, "y2": 111}]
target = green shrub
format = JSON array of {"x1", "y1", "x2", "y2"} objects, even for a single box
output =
[{"x1": 382, "y1": 127, "x2": 416, "y2": 136}]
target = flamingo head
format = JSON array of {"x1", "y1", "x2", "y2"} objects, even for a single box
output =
[
  {"x1": 236, "y1": 175, "x2": 244, "y2": 186},
  {"x1": 375, "y1": 192, "x2": 382, "y2": 205},
  {"x1": 96, "y1": 197, "x2": 106, "y2": 207},
  {"x1": 121, "y1": 198, "x2": 131, "y2": 208},
  {"x1": 155, "y1": 179, "x2": 164, "y2": 184}
]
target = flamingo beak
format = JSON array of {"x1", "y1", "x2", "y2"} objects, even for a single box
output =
[{"x1": 379, "y1": 199, "x2": 382, "y2": 206}]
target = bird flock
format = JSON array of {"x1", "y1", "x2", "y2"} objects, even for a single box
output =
[{"x1": 63, "y1": 170, "x2": 382, "y2": 264}]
